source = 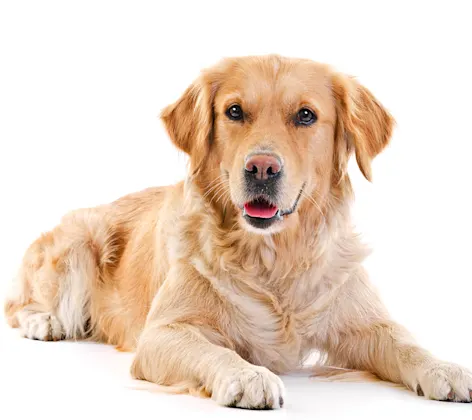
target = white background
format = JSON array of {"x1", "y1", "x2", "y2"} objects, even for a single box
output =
[{"x1": 1, "y1": 1, "x2": 471, "y2": 418}]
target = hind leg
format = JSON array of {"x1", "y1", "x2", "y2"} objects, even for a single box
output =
[
  {"x1": 15, "y1": 304, "x2": 65, "y2": 341},
  {"x1": 5, "y1": 210, "x2": 107, "y2": 341}
]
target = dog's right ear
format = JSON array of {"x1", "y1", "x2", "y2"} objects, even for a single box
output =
[
  {"x1": 332, "y1": 73, "x2": 395, "y2": 182},
  {"x1": 161, "y1": 71, "x2": 219, "y2": 175}
]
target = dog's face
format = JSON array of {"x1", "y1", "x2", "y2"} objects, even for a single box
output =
[
  {"x1": 162, "y1": 55, "x2": 394, "y2": 234},
  {"x1": 213, "y1": 59, "x2": 336, "y2": 233}
]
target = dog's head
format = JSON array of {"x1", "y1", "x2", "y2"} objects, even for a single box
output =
[{"x1": 162, "y1": 55, "x2": 394, "y2": 234}]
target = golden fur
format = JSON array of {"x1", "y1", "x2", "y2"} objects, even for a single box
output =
[{"x1": 5, "y1": 55, "x2": 472, "y2": 408}]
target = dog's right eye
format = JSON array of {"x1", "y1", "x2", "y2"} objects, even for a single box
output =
[{"x1": 226, "y1": 104, "x2": 244, "y2": 121}]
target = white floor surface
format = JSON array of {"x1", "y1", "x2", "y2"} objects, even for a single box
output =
[{"x1": 1, "y1": 322, "x2": 470, "y2": 420}]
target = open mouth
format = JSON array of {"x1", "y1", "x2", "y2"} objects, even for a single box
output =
[
  {"x1": 242, "y1": 183, "x2": 305, "y2": 230},
  {"x1": 242, "y1": 197, "x2": 281, "y2": 230},
  {"x1": 243, "y1": 197, "x2": 279, "y2": 219}
]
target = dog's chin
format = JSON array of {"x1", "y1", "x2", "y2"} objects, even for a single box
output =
[{"x1": 242, "y1": 213, "x2": 285, "y2": 234}]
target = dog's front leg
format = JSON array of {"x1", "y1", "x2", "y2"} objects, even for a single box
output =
[
  {"x1": 315, "y1": 268, "x2": 472, "y2": 402},
  {"x1": 130, "y1": 265, "x2": 284, "y2": 409}
]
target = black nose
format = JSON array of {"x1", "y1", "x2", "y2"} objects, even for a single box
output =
[{"x1": 244, "y1": 154, "x2": 282, "y2": 182}]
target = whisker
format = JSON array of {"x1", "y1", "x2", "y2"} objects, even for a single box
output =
[
  {"x1": 301, "y1": 190, "x2": 326, "y2": 220},
  {"x1": 202, "y1": 174, "x2": 228, "y2": 199},
  {"x1": 203, "y1": 180, "x2": 229, "y2": 204},
  {"x1": 208, "y1": 183, "x2": 230, "y2": 206}
]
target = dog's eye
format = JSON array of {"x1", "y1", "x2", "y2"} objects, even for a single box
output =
[
  {"x1": 226, "y1": 104, "x2": 244, "y2": 121},
  {"x1": 295, "y1": 108, "x2": 317, "y2": 126}
]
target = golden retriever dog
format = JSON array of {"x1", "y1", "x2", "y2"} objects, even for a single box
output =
[{"x1": 5, "y1": 55, "x2": 472, "y2": 408}]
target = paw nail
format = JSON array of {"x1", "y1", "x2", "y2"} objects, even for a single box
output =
[
  {"x1": 279, "y1": 396, "x2": 284, "y2": 407},
  {"x1": 416, "y1": 384, "x2": 424, "y2": 397},
  {"x1": 447, "y1": 390, "x2": 455, "y2": 401}
]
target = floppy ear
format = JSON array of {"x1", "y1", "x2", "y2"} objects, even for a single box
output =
[
  {"x1": 161, "y1": 72, "x2": 217, "y2": 175},
  {"x1": 332, "y1": 73, "x2": 395, "y2": 182}
]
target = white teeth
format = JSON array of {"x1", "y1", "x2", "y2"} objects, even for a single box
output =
[
  {"x1": 242, "y1": 207, "x2": 247, "y2": 217},
  {"x1": 276, "y1": 210, "x2": 283, "y2": 220}
]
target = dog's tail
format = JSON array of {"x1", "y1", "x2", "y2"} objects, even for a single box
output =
[
  {"x1": 310, "y1": 365, "x2": 406, "y2": 390},
  {"x1": 311, "y1": 365, "x2": 382, "y2": 382},
  {"x1": 127, "y1": 380, "x2": 210, "y2": 398}
]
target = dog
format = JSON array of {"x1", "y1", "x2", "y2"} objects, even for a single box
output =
[{"x1": 5, "y1": 55, "x2": 472, "y2": 409}]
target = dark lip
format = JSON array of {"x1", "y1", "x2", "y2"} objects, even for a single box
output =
[
  {"x1": 243, "y1": 194, "x2": 277, "y2": 208},
  {"x1": 242, "y1": 182, "x2": 306, "y2": 229},
  {"x1": 243, "y1": 212, "x2": 281, "y2": 229}
]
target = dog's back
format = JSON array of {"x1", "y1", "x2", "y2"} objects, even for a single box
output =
[{"x1": 4, "y1": 184, "x2": 179, "y2": 349}]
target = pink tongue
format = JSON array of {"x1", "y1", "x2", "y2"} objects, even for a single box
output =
[{"x1": 244, "y1": 201, "x2": 278, "y2": 219}]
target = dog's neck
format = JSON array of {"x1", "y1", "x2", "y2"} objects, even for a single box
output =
[{"x1": 181, "y1": 176, "x2": 358, "y2": 286}]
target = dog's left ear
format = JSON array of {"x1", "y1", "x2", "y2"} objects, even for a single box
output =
[
  {"x1": 161, "y1": 70, "x2": 218, "y2": 175},
  {"x1": 332, "y1": 73, "x2": 395, "y2": 182}
]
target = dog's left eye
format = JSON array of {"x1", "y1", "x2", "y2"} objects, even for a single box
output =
[
  {"x1": 295, "y1": 108, "x2": 317, "y2": 126},
  {"x1": 226, "y1": 104, "x2": 244, "y2": 121}
]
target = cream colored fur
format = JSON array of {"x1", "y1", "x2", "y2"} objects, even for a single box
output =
[{"x1": 5, "y1": 55, "x2": 472, "y2": 408}]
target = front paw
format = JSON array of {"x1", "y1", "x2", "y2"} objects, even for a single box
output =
[
  {"x1": 414, "y1": 362, "x2": 472, "y2": 402},
  {"x1": 212, "y1": 366, "x2": 285, "y2": 409}
]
